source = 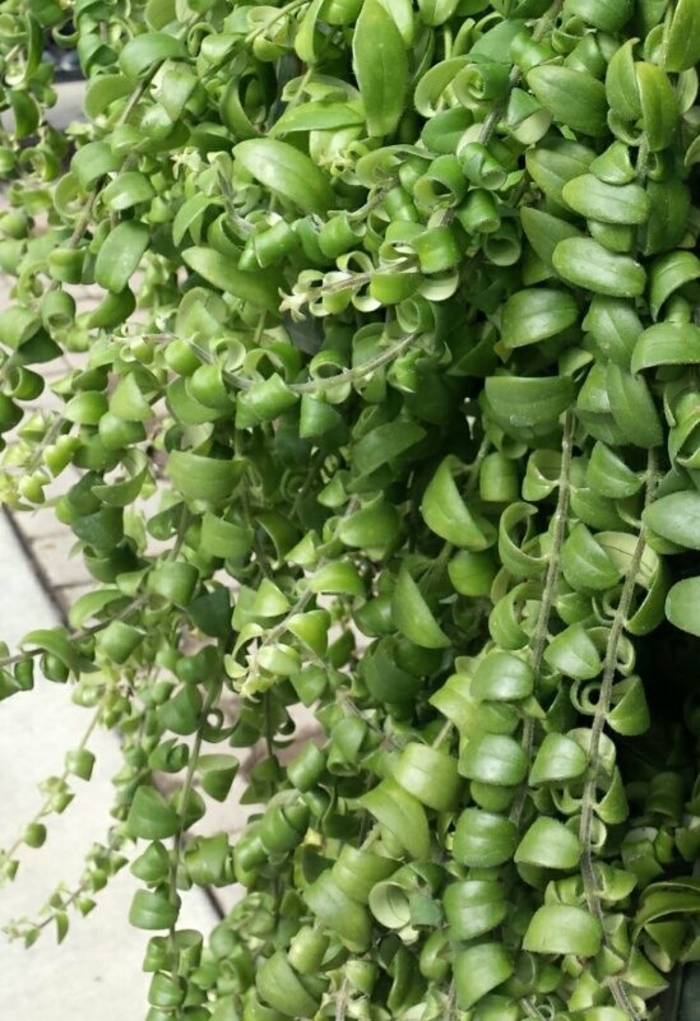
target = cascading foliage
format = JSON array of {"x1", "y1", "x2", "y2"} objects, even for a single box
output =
[{"x1": 1, "y1": 0, "x2": 700, "y2": 1017}]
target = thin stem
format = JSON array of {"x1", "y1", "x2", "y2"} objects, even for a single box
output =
[
  {"x1": 245, "y1": 0, "x2": 310, "y2": 43},
  {"x1": 0, "y1": 700, "x2": 104, "y2": 872},
  {"x1": 578, "y1": 449, "x2": 658, "y2": 1021},
  {"x1": 510, "y1": 410, "x2": 574, "y2": 826},
  {"x1": 0, "y1": 595, "x2": 147, "y2": 670},
  {"x1": 477, "y1": 0, "x2": 564, "y2": 146},
  {"x1": 185, "y1": 330, "x2": 418, "y2": 395}
]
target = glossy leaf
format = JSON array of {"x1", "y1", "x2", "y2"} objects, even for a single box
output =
[
  {"x1": 359, "y1": 778, "x2": 431, "y2": 860},
  {"x1": 182, "y1": 247, "x2": 282, "y2": 313},
  {"x1": 459, "y1": 733, "x2": 529, "y2": 787},
  {"x1": 500, "y1": 288, "x2": 579, "y2": 349},
  {"x1": 562, "y1": 174, "x2": 650, "y2": 225},
  {"x1": 553, "y1": 237, "x2": 646, "y2": 297},
  {"x1": 665, "y1": 0, "x2": 700, "y2": 71},
  {"x1": 452, "y1": 807, "x2": 518, "y2": 867},
  {"x1": 257, "y1": 951, "x2": 320, "y2": 1017},
  {"x1": 443, "y1": 880, "x2": 507, "y2": 940},
  {"x1": 484, "y1": 375, "x2": 574, "y2": 439},
  {"x1": 544, "y1": 624, "x2": 601, "y2": 680},
  {"x1": 234, "y1": 139, "x2": 332, "y2": 215},
  {"x1": 168, "y1": 451, "x2": 242, "y2": 507},
  {"x1": 527, "y1": 66, "x2": 607, "y2": 136},
  {"x1": 665, "y1": 578, "x2": 700, "y2": 637},
  {"x1": 523, "y1": 905, "x2": 603, "y2": 955},
  {"x1": 643, "y1": 492, "x2": 700, "y2": 550},
  {"x1": 453, "y1": 943, "x2": 514, "y2": 1010},
  {"x1": 127, "y1": 786, "x2": 181, "y2": 840},
  {"x1": 393, "y1": 743, "x2": 461, "y2": 811},
  {"x1": 515, "y1": 816, "x2": 580, "y2": 869},
  {"x1": 392, "y1": 567, "x2": 450, "y2": 649},
  {"x1": 94, "y1": 222, "x2": 149, "y2": 293},
  {"x1": 352, "y1": 0, "x2": 407, "y2": 137},
  {"x1": 471, "y1": 651, "x2": 534, "y2": 702},
  {"x1": 648, "y1": 251, "x2": 700, "y2": 320},
  {"x1": 421, "y1": 456, "x2": 495, "y2": 550},
  {"x1": 606, "y1": 362, "x2": 663, "y2": 448},
  {"x1": 529, "y1": 732, "x2": 589, "y2": 785},
  {"x1": 119, "y1": 32, "x2": 186, "y2": 79}
]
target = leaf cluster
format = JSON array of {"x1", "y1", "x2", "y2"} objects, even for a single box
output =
[{"x1": 1, "y1": 0, "x2": 700, "y2": 1019}]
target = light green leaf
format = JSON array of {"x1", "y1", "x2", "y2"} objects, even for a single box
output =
[
  {"x1": 94, "y1": 222, "x2": 150, "y2": 293},
  {"x1": 523, "y1": 904, "x2": 603, "y2": 955},
  {"x1": 233, "y1": 139, "x2": 332, "y2": 214},
  {"x1": 666, "y1": 578, "x2": 700, "y2": 637},
  {"x1": 353, "y1": 0, "x2": 408, "y2": 137}
]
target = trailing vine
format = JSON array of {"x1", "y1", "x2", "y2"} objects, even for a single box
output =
[{"x1": 1, "y1": 0, "x2": 700, "y2": 1018}]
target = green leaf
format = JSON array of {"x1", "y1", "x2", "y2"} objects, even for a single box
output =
[
  {"x1": 606, "y1": 362, "x2": 663, "y2": 448},
  {"x1": 182, "y1": 247, "x2": 282, "y2": 313},
  {"x1": 359, "y1": 778, "x2": 431, "y2": 860},
  {"x1": 119, "y1": 31, "x2": 186, "y2": 80},
  {"x1": 529, "y1": 732, "x2": 589, "y2": 785},
  {"x1": 500, "y1": 288, "x2": 579, "y2": 350},
  {"x1": 353, "y1": 420, "x2": 425, "y2": 475},
  {"x1": 84, "y1": 74, "x2": 133, "y2": 120},
  {"x1": 561, "y1": 522, "x2": 621, "y2": 592},
  {"x1": 665, "y1": 577, "x2": 700, "y2": 637},
  {"x1": 453, "y1": 943, "x2": 514, "y2": 1010},
  {"x1": 527, "y1": 65, "x2": 607, "y2": 136},
  {"x1": 94, "y1": 222, "x2": 150, "y2": 293},
  {"x1": 634, "y1": 877, "x2": 700, "y2": 934},
  {"x1": 523, "y1": 904, "x2": 603, "y2": 955},
  {"x1": 665, "y1": 0, "x2": 700, "y2": 71},
  {"x1": 443, "y1": 880, "x2": 507, "y2": 940},
  {"x1": 636, "y1": 61, "x2": 678, "y2": 152},
  {"x1": 605, "y1": 38, "x2": 640, "y2": 121},
  {"x1": 452, "y1": 807, "x2": 518, "y2": 867},
  {"x1": 648, "y1": 250, "x2": 700, "y2": 320},
  {"x1": 392, "y1": 566, "x2": 450, "y2": 649},
  {"x1": 271, "y1": 101, "x2": 364, "y2": 136},
  {"x1": 459, "y1": 733, "x2": 529, "y2": 787},
  {"x1": 582, "y1": 294, "x2": 642, "y2": 367},
  {"x1": 544, "y1": 623, "x2": 601, "y2": 680},
  {"x1": 553, "y1": 237, "x2": 646, "y2": 297},
  {"x1": 393, "y1": 743, "x2": 461, "y2": 811},
  {"x1": 127, "y1": 786, "x2": 181, "y2": 839},
  {"x1": 587, "y1": 442, "x2": 642, "y2": 498},
  {"x1": 197, "y1": 754, "x2": 239, "y2": 801},
  {"x1": 71, "y1": 141, "x2": 121, "y2": 189},
  {"x1": 484, "y1": 375, "x2": 574, "y2": 439},
  {"x1": 515, "y1": 817, "x2": 580, "y2": 869},
  {"x1": 608, "y1": 675, "x2": 650, "y2": 736},
  {"x1": 353, "y1": 0, "x2": 408, "y2": 137},
  {"x1": 471, "y1": 651, "x2": 534, "y2": 701},
  {"x1": 418, "y1": 0, "x2": 461, "y2": 25},
  {"x1": 102, "y1": 172, "x2": 155, "y2": 212},
  {"x1": 562, "y1": 174, "x2": 650, "y2": 225},
  {"x1": 129, "y1": 889, "x2": 179, "y2": 930},
  {"x1": 304, "y1": 872, "x2": 372, "y2": 952},
  {"x1": 421, "y1": 456, "x2": 495, "y2": 549},
  {"x1": 256, "y1": 951, "x2": 320, "y2": 1017},
  {"x1": 168, "y1": 450, "x2": 243, "y2": 506},
  {"x1": 233, "y1": 139, "x2": 332, "y2": 215},
  {"x1": 68, "y1": 587, "x2": 126, "y2": 628},
  {"x1": 333, "y1": 846, "x2": 399, "y2": 904},
  {"x1": 643, "y1": 492, "x2": 700, "y2": 551}
]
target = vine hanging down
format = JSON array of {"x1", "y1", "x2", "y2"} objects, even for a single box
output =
[{"x1": 1, "y1": 0, "x2": 700, "y2": 1018}]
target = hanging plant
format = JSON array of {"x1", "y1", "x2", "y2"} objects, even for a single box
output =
[{"x1": 1, "y1": 0, "x2": 700, "y2": 1017}]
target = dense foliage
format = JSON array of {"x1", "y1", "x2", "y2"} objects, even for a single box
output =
[{"x1": 2, "y1": 0, "x2": 700, "y2": 1017}]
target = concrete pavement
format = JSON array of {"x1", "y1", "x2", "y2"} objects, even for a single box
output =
[{"x1": 0, "y1": 512, "x2": 222, "y2": 1021}]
